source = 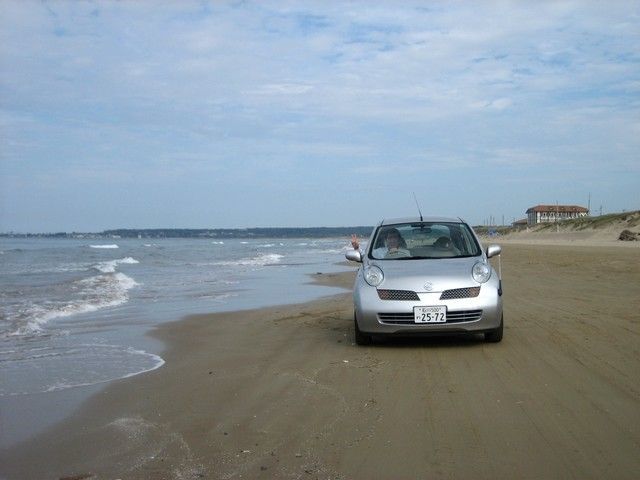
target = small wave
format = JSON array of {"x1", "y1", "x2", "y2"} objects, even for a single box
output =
[
  {"x1": 257, "y1": 243, "x2": 275, "y2": 248},
  {"x1": 211, "y1": 241, "x2": 225, "y2": 245},
  {"x1": 213, "y1": 253, "x2": 284, "y2": 267},
  {"x1": 90, "y1": 244, "x2": 119, "y2": 249},
  {"x1": 194, "y1": 292, "x2": 239, "y2": 302},
  {"x1": 317, "y1": 244, "x2": 361, "y2": 254},
  {"x1": 318, "y1": 248, "x2": 349, "y2": 254},
  {"x1": 1, "y1": 344, "x2": 164, "y2": 396},
  {"x1": 8, "y1": 272, "x2": 139, "y2": 337},
  {"x1": 3, "y1": 262, "x2": 90, "y2": 275},
  {"x1": 94, "y1": 257, "x2": 139, "y2": 273},
  {"x1": 1, "y1": 248, "x2": 24, "y2": 254},
  {"x1": 51, "y1": 262, "x2": 90, "y2": 273}
]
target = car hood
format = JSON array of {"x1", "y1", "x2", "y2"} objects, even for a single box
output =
[{"x1": 370, "y1": 256, "x2": 484, "y2": 293}]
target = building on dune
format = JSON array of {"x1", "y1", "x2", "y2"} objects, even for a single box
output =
[{"x1": 526, "y1": 205, "x2": 589, "y2": 226}]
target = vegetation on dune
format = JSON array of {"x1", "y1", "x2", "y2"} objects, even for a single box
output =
[
  {"x1": 473, "y1": 210, "x2": 640, "y2": 238},
  {"x1": 534, "y1": 210, "x2": 640, "y2": 232}
]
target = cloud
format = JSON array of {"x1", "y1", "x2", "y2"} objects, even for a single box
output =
[
  {"x1": 245, "y1": 83, "x2": 315, "y2": 95},
  {"x1": 470, "y1": 98, "x2": 513, "y2": 110},
  {"x1": 1, "y1": 1, "x2": 639, "y2": 229}
]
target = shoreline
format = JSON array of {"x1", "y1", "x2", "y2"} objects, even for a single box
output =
[
  {"x1": 0, "y1": 265, "x2": 356, "y2": 448},
  {"x1": 0, "y1": 273, "x2": 359, "y2": 479},
  {"x1": 2, "y1": 243, "x2": 640, "y2": 479}
]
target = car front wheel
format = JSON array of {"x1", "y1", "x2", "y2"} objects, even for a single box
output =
[
  {"x1": 484, "y1": 314, "x2": 503, "y2": 343},
  {"x1": 354, "y1": 311, "x2": 372, "y2": 346}
]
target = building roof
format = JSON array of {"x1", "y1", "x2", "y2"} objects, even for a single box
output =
[{"x1": 526, "y1": 205, "x2": 589, "y2": 214}]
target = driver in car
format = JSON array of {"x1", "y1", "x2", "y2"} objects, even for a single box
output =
[{"x1": 351, "y1": 228, "x2": 410, "y2": 259}]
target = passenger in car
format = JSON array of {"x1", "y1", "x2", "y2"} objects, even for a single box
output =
[
  {"x1": 434, "y1": 236, "x2": 453, "y2": 249},
  {"x1": 432, "y1": 236, "x2": 460, "y2": 256}
]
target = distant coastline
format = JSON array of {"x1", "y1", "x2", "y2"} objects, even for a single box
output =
[
  {"x1": 3, "y1": 210, "x2": 637, "y2": 239},
  {"x1": 0, "y1": 226, "x2": 375, "y2": 239}
]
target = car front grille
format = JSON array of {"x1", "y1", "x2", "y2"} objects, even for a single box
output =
[
  {"x1": 378, "y1": 309, "x2": 483, "y2": 325},
  {"x1": 377, "y1": 289, "x2": 420, "y2": 301},
  {"x1": 439, "y1": 286, "x2": 481, "y2": 300},
  {"x1": 377, "y1": 287, "x2": 482, "y2": 301}
]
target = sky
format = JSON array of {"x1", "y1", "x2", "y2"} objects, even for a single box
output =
[{"x1": 1, "y1": 1, "x2": 639, "y2": 232}]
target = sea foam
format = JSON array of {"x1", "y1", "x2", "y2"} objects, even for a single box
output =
[
  {"x1": 94, "y1": 257, "x2": 140, "y2": 273},
  {"x1": 213, "y1": 253, "x2": 283, "y2": 267},
  {"x1": 9, "y1": 272, "x2": 139, "y2": 337},
  {"x1": 90, "y1": 244, "x2": 119, "y2": 249}
]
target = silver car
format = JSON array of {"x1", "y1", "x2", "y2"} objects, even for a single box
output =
[{"x1": 346, "y1": 217, "x2": 503, "y2": 345}]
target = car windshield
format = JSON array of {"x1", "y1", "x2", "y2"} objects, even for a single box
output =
[{"x1": 368, "y1": 222, "x2": 481, "y2": 260}]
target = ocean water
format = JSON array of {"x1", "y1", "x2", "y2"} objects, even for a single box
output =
[{"x1": 0, "y1": 237, "x2": 356, "y2": 445}]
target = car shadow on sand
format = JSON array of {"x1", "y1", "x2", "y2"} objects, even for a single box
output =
[{"x1": 367, "y1": 333, "x2": 490, "y2": 348}]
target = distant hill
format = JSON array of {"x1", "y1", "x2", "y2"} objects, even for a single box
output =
[
  {"x1": 101, "y1": 227, "x2": 374, "y2": 239},
  {"x1": 4, "y1": 212, "x2": 638, "y2": 240}
]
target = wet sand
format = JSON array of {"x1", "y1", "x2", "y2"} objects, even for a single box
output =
[{"x1": 1, "y1": 243, "x2": 639, "y2": 479}]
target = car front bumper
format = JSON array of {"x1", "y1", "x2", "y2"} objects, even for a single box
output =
[{"x1": 354, "y1": 279, "x2": 503, "y2": 336}]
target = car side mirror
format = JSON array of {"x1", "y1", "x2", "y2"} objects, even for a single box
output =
[
  {"x1": 486, "y1": 244, "x2": 501, "y2": 258},
  {"x1": 345, "y1": 250, "x2": 363, "y2": 263}
]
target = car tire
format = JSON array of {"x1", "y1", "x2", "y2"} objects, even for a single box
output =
[
  {"x1": 485, "y1": 314, "x2": 503, "y2": 343},
  {"x1": 354, "y1": 311, "x2": 372, "y2": 346}
]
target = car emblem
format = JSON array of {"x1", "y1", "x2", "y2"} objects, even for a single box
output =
[{"x1": 423, "y1": 282, "x2": 433, "y2": 291}]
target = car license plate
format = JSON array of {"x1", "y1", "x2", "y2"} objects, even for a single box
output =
[{"x1": 414, "y1": 306, "x2": 447, "y2": 323}]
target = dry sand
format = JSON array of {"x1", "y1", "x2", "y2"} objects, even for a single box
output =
[{"x1": 1, "y1": 242, "x2": 639, "y2": 479}]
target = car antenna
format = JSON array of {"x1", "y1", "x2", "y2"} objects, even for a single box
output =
[{"x1": 413, "y1": 192, "x2": 423, "y2": 222}]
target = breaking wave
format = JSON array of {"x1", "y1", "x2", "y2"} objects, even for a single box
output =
[
  {"x1": 94, "y1": 257, "x2": 140, "y2": 273},
  {"x1": 7, "y1": 272, "x2": 139, "y2": 337},
  {"x1": 213, "y1": 253, "x2": 284, "y2": 267}
]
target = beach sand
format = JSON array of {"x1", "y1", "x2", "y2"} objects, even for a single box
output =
[{"x1": 1, "y1": 243, "x2": 640, "y2": 479}]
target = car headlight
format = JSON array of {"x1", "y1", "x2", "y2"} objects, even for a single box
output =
[
  {"x1": 364, "y1": 265, "x2": 384, "y2": 287},
  {"x1": 472, "y1": 262, "x2": 491, "y2": 283}
]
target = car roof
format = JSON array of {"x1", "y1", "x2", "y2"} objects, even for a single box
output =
[{"x1": 378, "y1": 216, "x2": 465, "y2": 226}]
